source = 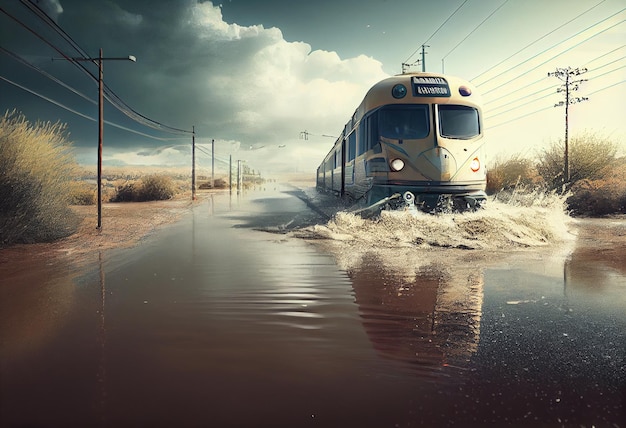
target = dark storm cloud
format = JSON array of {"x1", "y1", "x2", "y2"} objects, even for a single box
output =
[{"x1": 0, "y1": 0, "x2": 389, "y2": 170}]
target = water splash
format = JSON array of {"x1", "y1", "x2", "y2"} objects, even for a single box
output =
[{"x1": 294, "y1": 191, "x2": 574, "y2": 250}]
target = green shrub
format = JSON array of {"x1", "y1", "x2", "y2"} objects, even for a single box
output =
[{"x1": 0, "y1": 111, "x2": 79, "y2": 245}]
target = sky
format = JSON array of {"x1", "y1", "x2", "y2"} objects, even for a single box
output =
[{"x1": 0, "y1": 0, "x2": 624, "y2": 177}]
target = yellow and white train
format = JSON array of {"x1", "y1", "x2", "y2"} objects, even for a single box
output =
[{"x1": 316, "y1": 72, "x2": 487, "y2": 212}]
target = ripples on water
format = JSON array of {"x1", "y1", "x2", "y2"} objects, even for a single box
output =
[{"x1": 288, "y1": 191, "x2": 576, "y2": 376}]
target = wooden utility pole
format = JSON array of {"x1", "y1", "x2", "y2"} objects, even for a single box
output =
[
  {"x1": 54, "y1": 49, "x2": 135, "y2": 229},
  {"x1": 191, "y1": 125, "x2": 196, "y2": 200},
  {"x1": 549, "y1": 67, "x2": 588, "y2": 186},
  {"x1": 421, "y1": 44, "x2": 429, "y2": 72}
]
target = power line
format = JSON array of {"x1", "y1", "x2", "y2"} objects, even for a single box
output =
[
  {"x1": 0, "y1": 46, "x2": 96, "y2": 105},
  {"x1": 478, "y1": 14, "x2": 625, "y2": 96},
  {"x1": 442, "y1": 0, "x2": 510, "y2": 63},
  {"x1": 484, "y1": 52, "x2": 623, "y2": 111},
  {"x1": 0, "y1": 74, "x2": 94, "y2": 122},
  {"x1": 484, "y1": 85, "x2": 558, "y2": 117},
  {"x1": 471, "y1": 0, "x2": 608, "y2": 83},
  {"x1": 488, "y1": 78, "x2": 622, "y2": 130},
  {"x1": 8, "y1": 1, "x2": 193, "y2": 136},
  {"x1": 485, "y1": 62, "x2": 624, "y2": 123},
  {"x1": 0, "y1": 73, "x2": 183, "y2": 141},
  {"x1": 403, "y1": 0, "x2": 469, "y2": 65}
]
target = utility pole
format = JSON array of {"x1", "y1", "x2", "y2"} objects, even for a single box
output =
[
  {"x1": 53, "y1": 49, "x2": 135, "y2": 230},
  {"x1": 211, "y1": 138, "x2": 215, "y2": 188},
  {"x1": 191, "y1": 125, "x2": 196, "y2": 200},
  {"x1": 548, "y1": 67, "x2": 588, "y2": 186},
  {"x1": 421, "y1": 44, "x2": 429, "y2": 72}
]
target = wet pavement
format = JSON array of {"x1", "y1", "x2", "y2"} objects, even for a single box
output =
[{"x1": 1, "y1": 185, "x2": 625, "y2": 427}]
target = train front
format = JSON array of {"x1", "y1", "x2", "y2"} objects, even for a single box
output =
[{"x1": 362, "y1": 73, "x2": 487, "y2": 212}]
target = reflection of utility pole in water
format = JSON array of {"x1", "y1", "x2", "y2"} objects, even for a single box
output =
[
  {"x1": 97, "y1": 252, "x2": 107, "y2": 426},
  {"x1": 348, "y1": 253, "x2": 483, "y2": 372}
]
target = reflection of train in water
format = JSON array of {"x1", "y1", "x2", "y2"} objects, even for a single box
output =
[{"x1": 316, "y1": 73, "x2": 487, "y2": 212}]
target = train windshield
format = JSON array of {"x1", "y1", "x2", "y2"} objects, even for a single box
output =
[
  {"x1": 379, "y1": 105, "x2": 429, "y2": 140},
  {"x1": 438, "y1": 105, "x2": 479, "y2": 139}
]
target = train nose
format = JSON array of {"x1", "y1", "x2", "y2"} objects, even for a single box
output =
[{"x1": 417, "y1": 147, "x2": 456, "y2": 181}]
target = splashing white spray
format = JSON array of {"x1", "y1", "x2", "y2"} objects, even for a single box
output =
[{"x1": 296, "y1": 191, "x2": 575, "y2": 250}]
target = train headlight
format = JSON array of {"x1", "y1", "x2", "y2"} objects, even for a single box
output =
[
  {"x1": 391, "y1": 84, "x2": 407, "y2": 99},
  {"x1": 390, "y1": 158, "x2": 405, "y2": 171},
  {"x1": 470, "y1": 157, "x2": 480, "y2": 172}
]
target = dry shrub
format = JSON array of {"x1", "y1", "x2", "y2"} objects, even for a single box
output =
[
  {"x1": 486, "y1": 154, "x2": 542, "y2": 194},
  {"x1": 0, "y1": 111, "x2": 79, "y2": 245},
  {"x1": 69, "y1": 181, "x2": 97, "y2": 205},
  {"x1": 536, "y1": 131, "x2": 618, "y2": 191},
  {"x1": 566, "y1": 160, "x2": 626, "y2": 216},
  {"x1": 198, "y1": 177, "x2": 228, "y2": 189},
  {"x1": 110, "y1": 174, "x2": 176, "y2": 202},
  {"x1": 138, "y1": 175, "x2": 175, "y2": 201},
  {"x1": 110, "y1": 182, "x2": 138, "y2": 202}
]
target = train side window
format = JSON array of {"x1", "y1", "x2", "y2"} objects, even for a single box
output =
[
  {"x1": 357, "y1": 123, "x2": 366, "y2": 156},
  {"x1": 348, "y1": 132, "x2": 356, "y2": 161},
  {"x1": 379, "y1": 105, "x2": 429, "y2": 140},
  {"x1": 438, "y1": 105, "x2": 479, "y2": 139},
  {"x1": 367, "y1": 112, "x2": 380, "y2": 152}
]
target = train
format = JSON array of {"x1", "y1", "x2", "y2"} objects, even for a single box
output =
[{"x1": 316, "y1": 72, "x2": 487, "y2": 214}]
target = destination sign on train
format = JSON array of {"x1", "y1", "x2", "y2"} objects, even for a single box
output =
[{"x1": 412, "y1": 76, "x2": 451, "y2": 97}]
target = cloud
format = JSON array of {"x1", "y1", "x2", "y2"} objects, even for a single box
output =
[
  {"x1": 36, "y1": 0, "x2": 64, "y2": 22},
  {"x1": 2, "y1": 0, "x2": 389, "y2": 174},
  {"x1": 63, "y1": 0, "x2": 389, "y2": 174}
]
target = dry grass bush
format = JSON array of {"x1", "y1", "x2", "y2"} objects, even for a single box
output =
[
  {"x1": 138, "y1": 174, "x2": 176, "y2": 201},
  {"x1": 486, "y1": 154, "x2": 543, "y2": 194},
  {"x1": 69, "y1": 181, "x2": 97, "y2": 205},
  {"x1": 566, "y1": 160, "x2": 626, "y2": 216},
  {"x1": 198, "y1": 177, "x2": 228, "y2": 189},
  {"x1": 536, "y1": 131, "x2": 618, "y2": 191},
  {"x1": 110, "y1": 174, "x2": 176, "y2": 202},
  {"x1": 0, "y1": 111, "x2": 79, "y2": 245}
]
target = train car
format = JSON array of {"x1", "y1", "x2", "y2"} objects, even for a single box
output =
[{"x1": 316, "y1": 72, "x2": 487, "y2": 213}]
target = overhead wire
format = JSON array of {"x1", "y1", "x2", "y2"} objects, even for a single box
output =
[
  {"x1": 403, "y1": 0, "x2": 469, "y2": 65},
  {"x1": 0, "y1": 73, "x2": 184, "y2": 141},
  {"x1": 471, "y1": 0, "x2": 608, "y2": 83},
  {"x1": 0, "y1": 46, "x2": 96, "y2": 105},
  {"x1": 442, "y1": 0, "x2": 510, "y2": 62},
  {"x1": 477, "y1": 10, "x2": 625, "y2": 95},
  {"x1": 485, "y1": 61, "x2": 625, "y2": 124},
  {"x1": 489, "y1": 78, "x2": 623, "y2": 130},
  {"x1": 484, "y1": 49, "x2": 624, "y2": 114},
  {"x1": 5, "y1": 1, "x2": 193, "y2": 137},
  {"x1": 0, "y1": 74, "x2": 95, "y2": 122}
]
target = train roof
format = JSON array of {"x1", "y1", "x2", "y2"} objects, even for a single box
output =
[{"x1": 356, "y1": 72, "x2": 481, "y2": 119}]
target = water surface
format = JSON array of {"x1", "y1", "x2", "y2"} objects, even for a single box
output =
[{"x1": 1, "y1": 186, "x2": 624, "y2": 427}]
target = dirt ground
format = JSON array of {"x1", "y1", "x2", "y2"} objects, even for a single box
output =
[{"x1": 0, "y1": 194, "x2": 204, "y2": 271}]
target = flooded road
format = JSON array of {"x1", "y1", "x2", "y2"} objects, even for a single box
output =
[{"x1": 1, "y1": 185, "x2": 625, "y2": 427}]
